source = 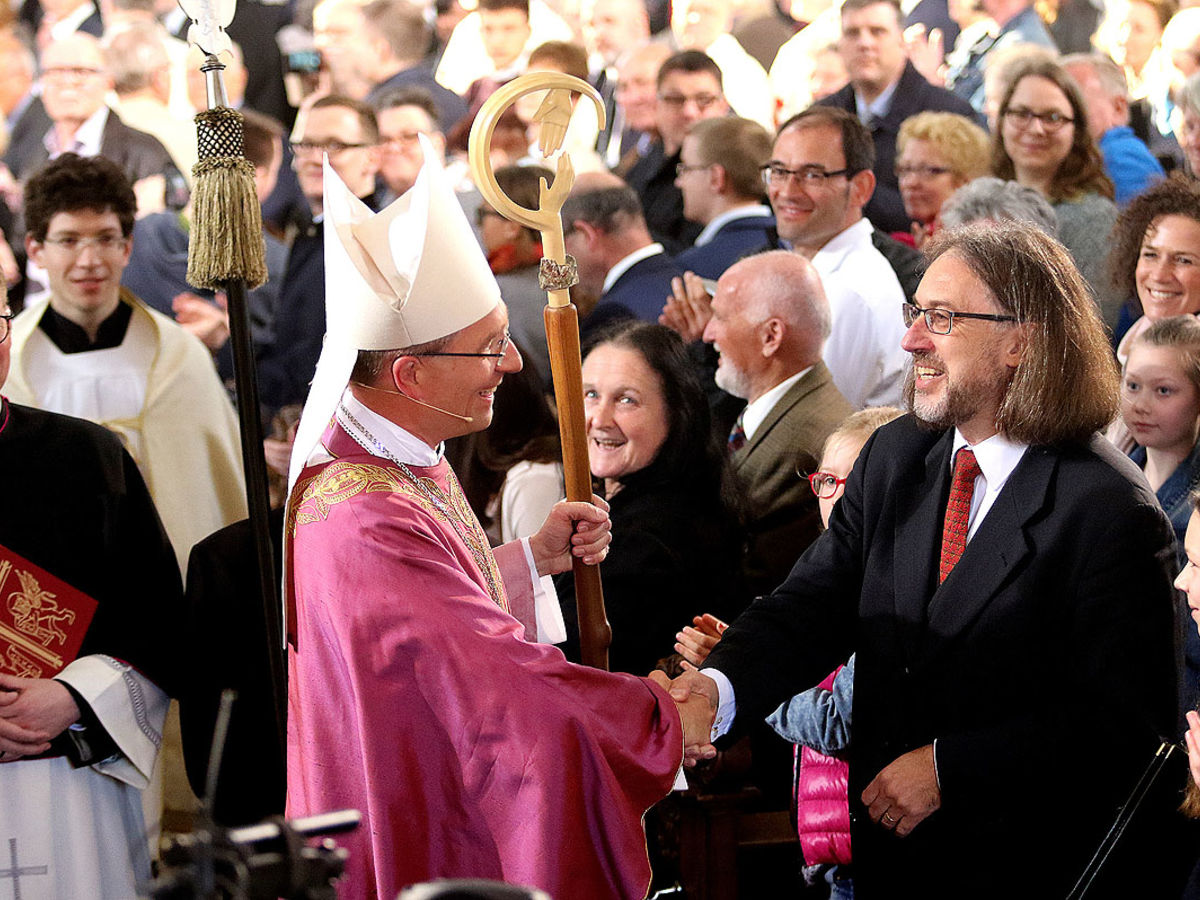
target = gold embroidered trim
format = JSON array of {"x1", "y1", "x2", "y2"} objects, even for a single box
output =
[{"x1": 289, "y1": 460, "x2": 509, "y2": 612}]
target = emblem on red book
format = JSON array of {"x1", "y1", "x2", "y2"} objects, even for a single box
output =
[{"x1": 0, "y1": 549, "x2": 96, "y2": 678}]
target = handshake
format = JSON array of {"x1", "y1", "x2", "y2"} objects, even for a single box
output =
[
  {"x1": 648, "y1": 668, "x2": 719, "y2": 765},
  {"x1": 647, "y1": 613, "x2": 730, "y2": 765}
]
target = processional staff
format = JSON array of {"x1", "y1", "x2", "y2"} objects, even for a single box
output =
[
  {"x1": 468, "y1": 75, "x2": 613, "y2": 670},
  {"x1": 176, "y1": 0, "x2": 285, "y2": 753}
]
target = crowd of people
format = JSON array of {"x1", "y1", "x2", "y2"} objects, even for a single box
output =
[{"x1": 7, "y1": 0, "x2": 1200, "y2": 896}]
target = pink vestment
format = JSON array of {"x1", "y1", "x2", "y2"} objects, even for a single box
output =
[{"x1": 286, "y1": 420, "x2": 683, "y2": 899}]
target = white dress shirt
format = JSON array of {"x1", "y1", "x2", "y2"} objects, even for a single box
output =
[
  {"x1": 741, "y1": 367, "x2": 811, "y2": 442},
  {"x1": 602, "y1": 242, "x2": 666, "y2": 295},
  {"x1": 811, "y1": 218, "x2": 909, "y2": 409}
]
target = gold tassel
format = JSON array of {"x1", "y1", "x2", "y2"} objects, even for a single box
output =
[{"x1": 187, "y1": 107, "x2": 269, "y2": 290}]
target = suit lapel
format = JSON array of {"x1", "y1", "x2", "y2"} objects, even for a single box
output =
[
  {"x1": 879, "y1": 63, "x2": 922, "y2": 131},
  {"x1": 733, "y1": 365, "x2": 827, "y2": 471},
  {"x1": 923, "y1": 446, "x2": 1055, "y2": 653},
  {"x1": 892, "y1": 430, "x2": 954, "y2": 660}
]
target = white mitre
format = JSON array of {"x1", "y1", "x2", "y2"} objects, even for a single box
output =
[{"x1": 288, "y1": 137, "x2": 501, "y2": 490}]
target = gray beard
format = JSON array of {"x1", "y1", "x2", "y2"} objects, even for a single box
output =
[{"x1": 715, "y1": 360, "x2": 752, "y2": 400}]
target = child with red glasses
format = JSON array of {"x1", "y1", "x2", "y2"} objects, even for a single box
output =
[{"x1": 677, "y1": 406, "x2": 901, "y2": 900}]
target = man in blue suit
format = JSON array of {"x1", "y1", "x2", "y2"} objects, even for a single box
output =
[
  {"x1": 674, "y1": 116, "x2": 775, "y2": 282},
  {"x1": 562, "y1": 171, "x2": 683, "y2": 326}
]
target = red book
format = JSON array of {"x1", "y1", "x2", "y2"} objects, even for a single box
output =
[{"x1": 0, "y1": 544, "x2": 97, "y2": 678}]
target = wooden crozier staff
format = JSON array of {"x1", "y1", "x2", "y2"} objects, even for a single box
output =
[
  {"x1": 176, "y1": 0, "x2": 285, "y2": 755},
  {"x1": 468, "y1": 75, "x2": 612, "y2": 670}
]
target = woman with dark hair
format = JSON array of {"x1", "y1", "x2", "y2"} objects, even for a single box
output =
[
  {"x1": 447, "y1": 341, "x2": 563, "y2": 544},
  {"x1": 993, "y1": 57, "x2": 1121, "y2": 326},
  {"x1": 557, "y1": 321, "x2": 745, "y2": 675}
]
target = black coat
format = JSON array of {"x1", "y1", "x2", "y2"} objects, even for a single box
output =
[
  {"x1": 559, "y1": 478, "x2": 745, "y2": 676},
  {"x1": 0, "y1": 402, "x2": 183, "y2": 695},
  {"x1": 8, "y1": 108, "x2": 181, "y2": 192},
  {"x1": 623, "y1": 142, "x2": 702, "y2": 254},
  {"x1": 179, "y1": 509, "x2": 286, "y2": 826},
  {"x1": 705, "y1": 416, "x2": 1187, "y2": 898},
  {"x1": 818, "y1": 61, "x2": 978, "y2": 234}
]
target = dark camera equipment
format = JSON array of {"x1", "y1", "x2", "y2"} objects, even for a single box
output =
[{"x1": 150, "y1": 691, "x2": 360, "y2": 899}]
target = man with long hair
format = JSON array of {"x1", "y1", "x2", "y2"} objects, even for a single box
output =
[{"x1": 670, "y1": 222, "x2": 1187, "y2": 897}]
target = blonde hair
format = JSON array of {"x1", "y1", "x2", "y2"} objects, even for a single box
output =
[
  {"x1": 1127, "y1": 315, "x2": 1200, "y2": 394},
  {"x1": 897, "y1": 112, "x2": 991, "y2": 184},
  {"x1": 823, "y1": 406, "x2": 905, "y2": 460}
]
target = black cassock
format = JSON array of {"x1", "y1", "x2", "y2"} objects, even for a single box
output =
[{"x1": 0, "y1": 398, "x2": 182, "y2": 703}]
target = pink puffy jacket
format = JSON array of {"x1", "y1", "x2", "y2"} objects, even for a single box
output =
[{"x1": 793, "y1": 666, "x2": 851, "y2": 867}]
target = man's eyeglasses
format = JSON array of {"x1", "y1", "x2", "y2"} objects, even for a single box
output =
[
  {"x1": 902, "y1": 302, "x2": 1018, "y2": 335},
  {"x1": 42, "y1": 66, "x2": 104, "y2": 81},
  {"x1": 411, "y1": 333, "x2": 513, "y2": 362},
  {"x1": 658, "y1": 92, "x2": 722, "y2": 111},
  {"x1": 0, "y1": 311, "x2": 13, "y2": 343},
  {"x1": 1001, "y1": 107, "x2": 1074, "y2": 132},
  {"x1": 290, "y1": 139, "x2": 373, "y2": 156},
  {"x1": 808, "y1": 471, "x2": 848, "y2": 499},
  {"x1": 895, "y1": 164, "x2": 953, "y2": 180},
  {"x1": 40, "y1": 233, "x2": 128, "y2": 254},
  {"x1": 676, "y1": 162, "x2": 713, "y2": 177},
  {"x1": 761, "y1": 163, "x2": 853, "y2": 188},
  {"x1": 381, "y1": 131, "x2": 426, "y2": 149}
]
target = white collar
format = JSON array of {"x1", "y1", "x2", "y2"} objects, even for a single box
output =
[
  {"x1": 810, "y1": 217, "x2": 874, "y2": 275},
  {"x1": 741, "y1": 366, "x2": 812, "y2": 441},
  {"x1": 602, "y1": 242, "x2": 665, "y2": 295},
  {"x1": 319, "y1": 388, "x2": 444, "y2": 468},
  {"x1": 694, "y1": 204, "x2": 772, "y2": 247},
  {"x1": 854, "y1": 77, "x2": 899, "y2": 124},
  {"x1": 45, "y1": 105, "x2": 108, "y2": 159},
  {"x1": 950, "y1": 428, "x2": 1026, "y2": 485}
]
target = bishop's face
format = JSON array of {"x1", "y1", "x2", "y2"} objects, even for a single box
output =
[{"x1": 404, "y1": 304, "x2": 523, "y2": 444}]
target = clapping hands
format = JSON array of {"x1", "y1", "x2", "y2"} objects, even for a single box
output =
[{"x1": 659, "y1": 272, "x2": 713, "y2": 344}]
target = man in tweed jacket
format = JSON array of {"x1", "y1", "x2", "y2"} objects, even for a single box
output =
[{"x1": 703, "y1": 250, "x2": 852, "y2": 597}]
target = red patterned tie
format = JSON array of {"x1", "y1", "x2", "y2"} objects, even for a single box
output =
[{"x1": 939, "y1": 448, "x2": 982, "y2": 583}]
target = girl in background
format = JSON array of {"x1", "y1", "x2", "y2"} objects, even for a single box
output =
[
  {"x1": 1121, "y1": 315, "x2": 1200, "y2": 715},
  {"x1": 1121, "y1": 314, "x2": 1200, "y2": 553}
]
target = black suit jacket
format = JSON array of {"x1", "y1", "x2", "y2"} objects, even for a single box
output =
[
  {"x1": 9, "y1": 108, "x2": 181, "y2": 189},
  {"x1": 179, "y1": 509, "x2": 286, "y2": 826},
  {"x1": 623, "y1": 142, "x2": 702, "y2": 253},
  {"x1": 819, "y1": 61, "x2": 978, "y2": 234},
  {"x1": 4, "y1": 95, "x2": 51, "y2": 182},
  {"x1": 258, "y1": 220, "x2": 324, "y2": 411},
  {"x1": 706, "y1": 416, "x2": 1185, "y2": 897}
]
